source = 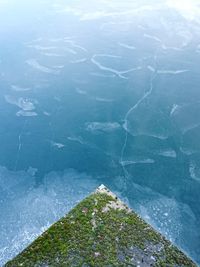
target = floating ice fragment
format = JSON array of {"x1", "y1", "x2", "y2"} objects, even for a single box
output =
[
  {"x1": 27, "y1": 167, "x2": 38, "y2": 176},
  {"x1": 67, "y1": 136, "x2": 85, "y2": 145},
  {"x1": 120, "y1": 159, "x2": 155, "y2": 166},
  {"x1": 147, "y1": 65, "x2": 156, "y2": 72},
  {"x1": 70, "y1": 58, "x2": 87, "y2": 63},
  {"x1": 90, "y1": 72, "x2": 115, "y2": 78},
  {"x1": 0, "y1": 166, "x2": 98, "y2": 266},
  {"x1": 156, "y1": 149, "x2": 177, "y2": 158},
  {"x1": 27, "y1": 45, "x2": 57, "y2": 50},
  {"x1": 75, "y1": 88, "x2": 87, "y2": 95},
  {"x1": 26, "y1": 59, "x2": 59, "y2": 74},
  {"x1": 143, "y1": 33, "x2": 162, "y2": 43},
  {"x1": 11, "y1": 85, "x2": 31, "y2": 92},
  {"x1": 91, "y1": 54, "x2": 141, "y2": 79},
  {"x1": 157, "y1": 69, "x2": 189, "y2": 74},
  {"x1": 118, "y1": 42, "x2": 136, "y2": 50},
  {"x1": 52, "y1": 65, "x2": 65, "y2": 69},
  {"x1": 51, "y1": 141, "x2": 65, "y2": 149},
  {"x1": 64, "y1": 47, "x2": 77, "y2": 54},
  {"x1": 170, "y1": 104, "x2": 179, "y2": 116},
  {"x1": 43, "y1": 111, "x2": 51, "y2": 116},
  {"x1": 94, "y1": 97, "x2": 114, "y2": 102},
  {"x1": 16, "y1": 110, "x2": 38, "y2": 117},
  {"x1": 161, "y1": 44, "x2": 183, "y2": 51},
  {"x1": 86, "y1": 122, "x2": 121, "y2": 133},
  {"x1": 5, "y1": 95, "x2": 36, "y2": 111},
  {"x1": 41, "y1": 52, "x2": 64, "y2": 57},
  {"x1": 189, "y1": 161, "x2": 200, "y2": 182}
]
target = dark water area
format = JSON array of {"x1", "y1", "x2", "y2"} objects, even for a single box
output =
[{"x1": 0, "y1": 0, "x2": 200, "y2": 265}]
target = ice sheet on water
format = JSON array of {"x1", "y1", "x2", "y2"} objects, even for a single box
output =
[
  {"x1": 124, "y1": 101, "x2": 172, "y2": 140},
  {"x1": 171, "y1": 103, "x2": 200, "y2": 134},
  {"x1": 138, "y1": 194, "x2": 197, "y2": 245},
  {"x1": 54, "y1": 1, "x2": 155, "y2": 22},
  {"x1": 0, "y1": 166, "x2": 98, "y2": 266},
  {"x1": 122, "y1": 181, "x2": 200, "y2": 261},
  {"x1": 0, "y1": 166, "x2": 31, "y2": 191},
  {"x1": 166, "y1": 0, "x2": 200, "y2": 22},
  {"x1": 114, "y1": 177, "x2": 198, "y2": 249}
]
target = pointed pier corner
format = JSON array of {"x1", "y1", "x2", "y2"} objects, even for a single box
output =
[{"x1": 5, "y1": 184, "x2": 197, "y2": 266}]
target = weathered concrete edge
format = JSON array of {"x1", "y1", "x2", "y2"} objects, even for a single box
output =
[
  {"x1": 96, "y1": 184, "x2": 198, "y2": 265},
  {"x1": 5, "y1": 184, "x2": 198, "y2": 266}
]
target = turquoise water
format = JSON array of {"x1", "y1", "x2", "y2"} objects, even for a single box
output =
[{"x1": 0, "y1": 0, "x2": 200, "y2": 265}]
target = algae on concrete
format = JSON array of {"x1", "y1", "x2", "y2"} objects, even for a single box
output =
[{"x1": 5, "y1": 185, "x2": 197, "y2": 267}]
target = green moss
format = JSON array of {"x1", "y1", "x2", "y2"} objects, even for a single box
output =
[{"x1": 5, "y1": 186, "x2": 197, "y2": 267}]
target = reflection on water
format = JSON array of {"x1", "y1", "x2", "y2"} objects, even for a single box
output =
[{"x1": 0, "y1": 0, "x2": 200, "y2": 265}]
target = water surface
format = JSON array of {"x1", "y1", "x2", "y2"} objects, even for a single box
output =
[{"x1": 0, "y1": 0, "x2": 200, "y2": 265}]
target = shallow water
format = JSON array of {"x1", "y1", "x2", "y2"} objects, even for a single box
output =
[{"x1": 0, "y1": 0, "x2": 200, "y2": 265}]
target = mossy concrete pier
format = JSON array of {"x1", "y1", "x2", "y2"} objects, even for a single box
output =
[{"x1": 5, "y1": 185, "x2": 197, "y2": 266}]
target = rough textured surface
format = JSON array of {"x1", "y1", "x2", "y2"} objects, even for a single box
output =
[{"x1": 5, "y1": 185, "x2": 197, "y2": 267}]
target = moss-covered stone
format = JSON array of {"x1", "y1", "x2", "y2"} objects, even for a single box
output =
[{"x1": 5, "y1": 185, "x2": 197, "y2": 267}]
